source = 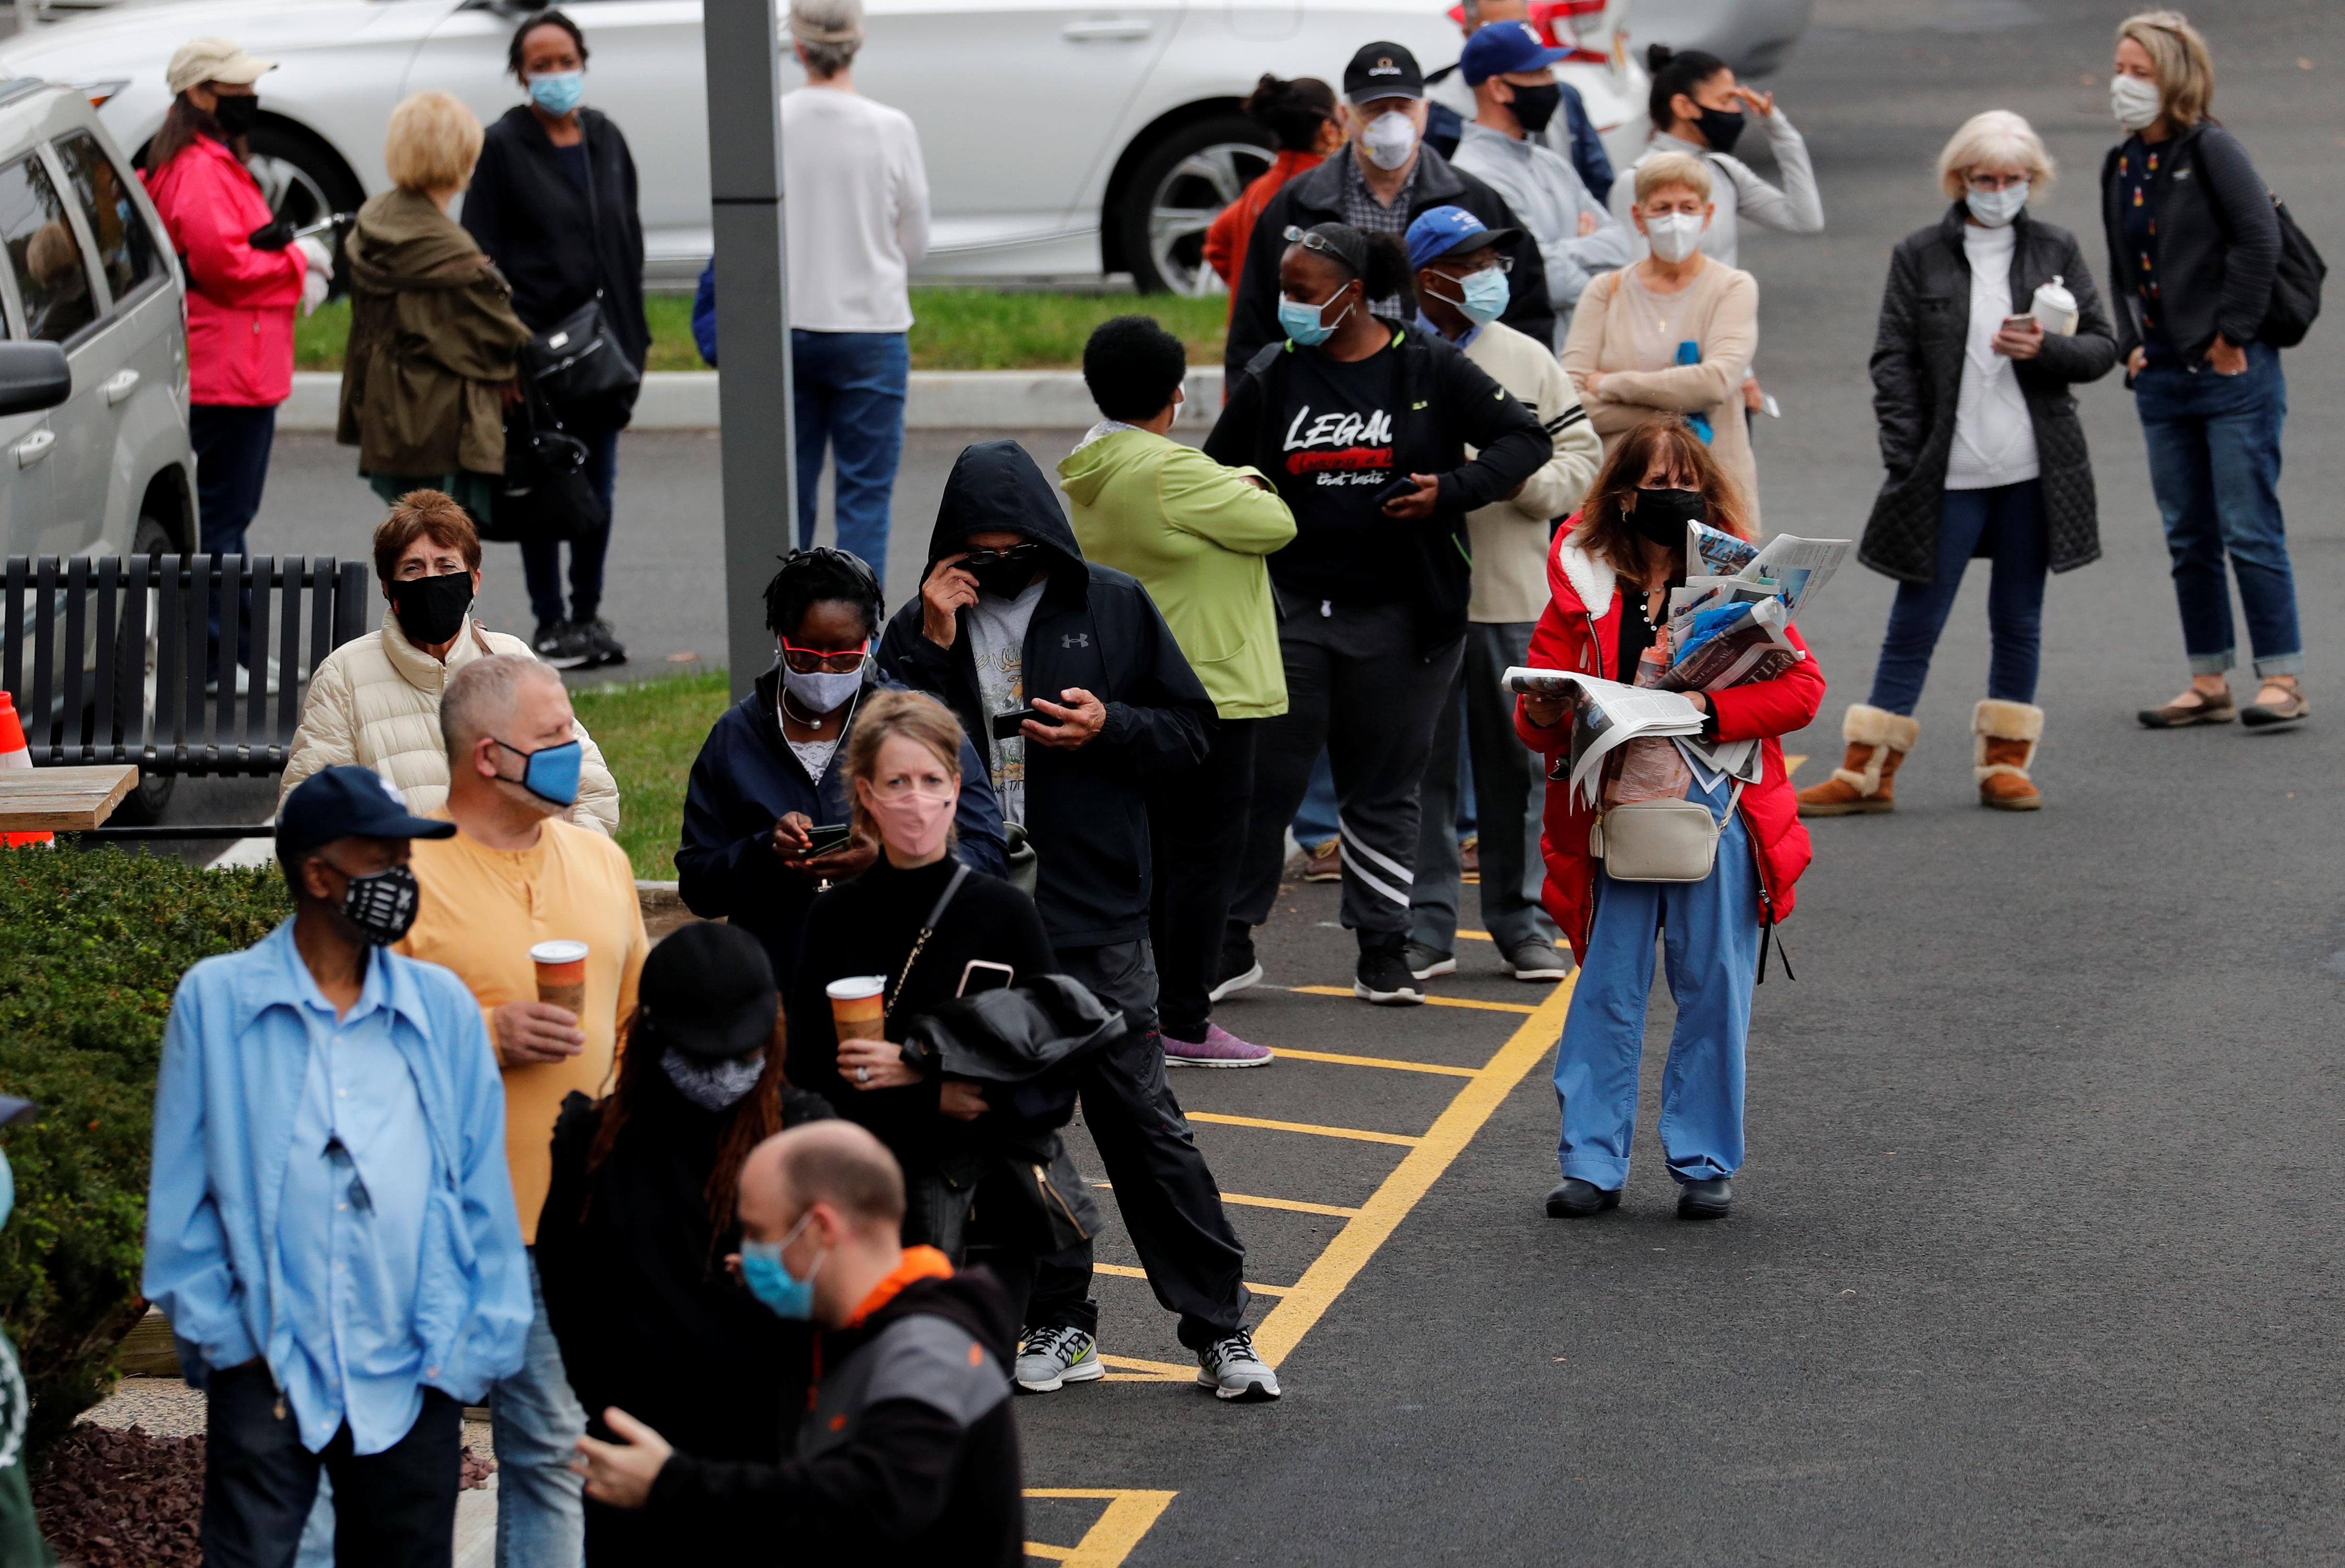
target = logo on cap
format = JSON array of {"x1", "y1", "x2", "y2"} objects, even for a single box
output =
[{"x1": 1371, "y1": 57, "x2": 1397, "y2": 73}]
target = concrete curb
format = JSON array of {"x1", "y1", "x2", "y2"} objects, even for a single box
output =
[{"x1": 278, "y1": 366, "x2": 1225, "y2": 434}]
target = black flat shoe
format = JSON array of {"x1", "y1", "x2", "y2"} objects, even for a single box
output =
[
  {"x1": 1545, "y1": 1179, "x2": 1620, "y2": 1218},
  {"x1": 1676, "y1": 1178, "x2": 1732, "y2": 1220}
]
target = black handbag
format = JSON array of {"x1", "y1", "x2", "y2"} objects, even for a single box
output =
[
  {"x1": 478, "y1": 383, "x2": 605, "y2": 546},
  {"x1": 514, "y1": 132, "x2": 642, "y2": 424}
]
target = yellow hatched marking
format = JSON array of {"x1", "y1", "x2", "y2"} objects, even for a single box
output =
[
  {"x1": 1025, "y1": 1489, "x2": 1181, "y2": 1566},
  {"x1": 1097, "y1": 1352, "x2": 1193, "y2": 1377},
  {"x1": 1186, "y1": 1111, "x2": 1422, "y2": 1147},
  {"x1": 1785, "y1": 751, "x2": 1807, "y2": 778},
  {"x1": 1271, "y1": 1046, "x2": 1479, "y2": 1078},
  {"x1": 1090, "y1": 1181, "x2": 1359, "y2": 1218},
  {"x1": 1250, "y1": 976, "x2": 1576, "y2": 1365},
  {"x1": 1092, "y1": 1261, "x2": 1287, "y2": 1296},
  {"x1": 1289, "y1": 984, "x2": 1538, "y2": 1016}
]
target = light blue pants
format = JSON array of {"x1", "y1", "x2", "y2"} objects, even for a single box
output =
[{"x1": 1553, "y1": 779, "x2": 1760, "y2": 1189}]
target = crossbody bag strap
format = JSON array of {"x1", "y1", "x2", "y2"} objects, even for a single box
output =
[{"x1": 884, "y1": 862, "x2": 972, "y2": 1025}]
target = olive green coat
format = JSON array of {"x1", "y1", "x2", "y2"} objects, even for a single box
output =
[{"x1": 338, "y1": 188, "x2": 530, "y2": 478}]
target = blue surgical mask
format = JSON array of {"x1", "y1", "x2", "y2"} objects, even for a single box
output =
[
  {"x1": 740, "y1": 1215, "x2": 822, "y2": 1319},
  {"x1": 494, "y1": 736, "x2": 583, "y2": 808},
  {"x1": 528, "y1": 70, "x2": 585, "y2": 117},
  {"x1": 1965, "y1": 181, "x2": 2028, "y2": 228},
  {"x1": 1427, "y1": 268, "x2": 1509, "y2": 327},
  {"x1": 1278, "y1": 289, "x2": 1354, "y2": 348}
]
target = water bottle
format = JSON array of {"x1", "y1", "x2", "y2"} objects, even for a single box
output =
[{"x1": 1676, "y1": 340, "x2": 1713, "y2": 443}]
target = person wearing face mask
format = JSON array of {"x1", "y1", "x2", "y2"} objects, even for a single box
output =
[
  {"x1": 0, "y1": 1101, "x2": 48, "y2": 1568},
  {"x1": 2099, "y1": 11, "x2": 2307, "y2": 731},
  {"x1": 1799, "y1": 112, "x2": 2115, "y2": 818},
  {"x1": 677, "y1": 548, "x2": 1007, "y2": 990},
  {"x1": 1203, "y1": 75, "x2": 1343, "y2": 319},
  {"x1": 534, "y1": 922, "x2": 836, "y2": 1565},
  {"x1": 1426, "y1": 0, "x2": 1613, "y2": 201},
  {"x1": 572, "y1": 1121, "x2": 1023, "y2": 1566},
  {"x1": 394, "y1": 653, "x2": 650, "y2": 1568},
  {"x1": 1400, "y1": 207, "x2": 1599, "y2": 988},
  {"x1": 282, "y1": 490, "x2": 621, "y2": 834},
  {"x1": 463, "y1": 7, "x2": 650, "y2": 672},
  {"x1": 145, "y1": 766, "x2": 530, "y2": 1568},
  {"x1": 1515, "y1": 420, "x2": 1824, "y2": 1223},
  {"x1": 1447, "y1": 21, "x2": 1630, "y2": 338},
  {"x1": 1565, "y1": 155, "x2": 1762, "y2": 521},
  {"x1": 1223, "y1": 40, "x2": 1555, "y2": 384}
]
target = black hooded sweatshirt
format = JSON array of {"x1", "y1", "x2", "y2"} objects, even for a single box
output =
[
  {"x1": 646, "y1": 1263, "x2": 1024, "y2": 1568},
  {"x1": 878, "y1": 440, "x2": 1215, "y2": 950}
]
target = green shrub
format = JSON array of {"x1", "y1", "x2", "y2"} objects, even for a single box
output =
[{"x1": 0, "y1": 850, "x2": 290, "y2": 1458}]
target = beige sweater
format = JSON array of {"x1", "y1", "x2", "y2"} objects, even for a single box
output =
[
  {"x1": 1459, "y1": 318, "x2": 1603, "y2": 624},
  {"x1": 1562, "y1": 259, "x2": 1761, "y2": 524},
  {"x1": 281, "y1": 614, "x2": 621, "y2": 834}
]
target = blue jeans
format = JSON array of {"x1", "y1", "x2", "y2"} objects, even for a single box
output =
[
  {"x1": 1867, "y1": 480, "x2": 2047, "y2": 714},
  {"x1": 520, "y1": 425, "x2": 618, "y2": 628},
  {"x1": 793, "y1": 329, "x2": 908, "y2": 581},
  {"x1": 491, "y1": 1251, "x2": 586, "y2": 1568},
  {"x1": 2134, "y1": 341, "x2": 2303, "y2": 677},
  {"x1": 1554, "y1": 777, "x2": 1759, "y2": 1189},
  {"x1": 193, "y1": 403, "x2": 275, "y2": 679}
]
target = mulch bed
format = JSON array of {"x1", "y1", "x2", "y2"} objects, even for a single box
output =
[{"x1": 34, "y1": 1424, "x2": 494, "y2": 1566}]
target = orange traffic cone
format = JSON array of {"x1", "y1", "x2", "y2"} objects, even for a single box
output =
[{"x1": 0, "y1": 690, "x2": 52, "y2": 847}]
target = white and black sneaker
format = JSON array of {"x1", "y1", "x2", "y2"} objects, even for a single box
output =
[
  {"x1": 1196, "y1": 1328, "x2": 1280, "y2": 1402},
  {"x1": 1354, "y1": 943, "x2": 1425, "y2": 1006},
  {"x1": 532, "y1": 620, "x2": 593, "y2": 670},
  {"x1": 1403, "y1": 942, "x2": 1456, "y2": 981},
  {"x1": 1209, "y1": 932, "x2": 1262, "y2": 1002},
  {"x1": 1013, "y1": 1324, "x2": 1105, "y2": 1393},
  {"x1": 579, "y1": 617, "x2": 628, "y2": 668}
]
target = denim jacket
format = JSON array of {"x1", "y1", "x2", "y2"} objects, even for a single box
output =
[{"x1": 143, "y1": 921, "x2": 532, "y2": 1402}]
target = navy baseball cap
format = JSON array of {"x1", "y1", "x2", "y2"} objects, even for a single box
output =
[
  {"x1": 1406, "y1": 205, "x2": 1520, "y2": 269},
  {"x1": 1461, "y1": 20, "x2": 1570, "y2": 87},
  {"x1": 278, "y1": 765, "x2": 456, "y2": 860}
]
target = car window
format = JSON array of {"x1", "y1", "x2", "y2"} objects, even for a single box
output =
[
  {"x1": 0, "y1": 155, "x2": 96, "y2": 344},
  {"x1": 52, "y1": 131, "x2": 155, "y2": 309}
]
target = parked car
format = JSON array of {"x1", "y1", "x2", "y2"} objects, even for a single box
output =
[
  {"x1": 1632, "y1": 0, "x2": 1812, "y2": 77},
  {"x1": 0, "y1": 0, "x2": 1648, "y2": 296}
]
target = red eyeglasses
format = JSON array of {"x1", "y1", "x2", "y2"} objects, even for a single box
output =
[{"x1": 778, "y1": 637, "x2": 870, "y2": 674}]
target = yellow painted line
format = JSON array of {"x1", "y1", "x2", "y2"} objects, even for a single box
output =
[
  {"x1": 1091, "y1": 1181, "x2": 1359, "y2": 1219},
  {"x1": 1092, "y1": 1261, "x2": 1287, "y2": 1296},
  {"x1": 1250, "y1": 975, "x2": 1576, "y2": 1366},
  {"x1": 1271, "y1": 1046, "x2": 1479, "y2": 1078},
  {"x1": 1186, "y1": 1110, "x2": 1422, "y2": 1147},
  {"x1": 1025, "y1": 1490, "x2": 1181, "y2": 1567},
  {"x1": 1096, "y1": 1353, "x2": 1193, "y2": 1377},
  {"x1": 1785, "y1": 751, "x2": 1806, "y2": 778},
  {"x1": 1290, "y1": 984, "x2": 1538, "y2": 1016},
  {"x1": 1458, "y1": 929, "x2": 1494, "y2": 941}
]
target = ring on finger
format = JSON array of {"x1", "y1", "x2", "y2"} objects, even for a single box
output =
[{"x1": 856, "y1": 1065, "x2": 870, "y2": 1084}]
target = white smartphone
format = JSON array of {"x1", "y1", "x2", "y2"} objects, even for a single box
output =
[{"x1": 958, "y1": 960, "x2": 1015, "y2": 997}]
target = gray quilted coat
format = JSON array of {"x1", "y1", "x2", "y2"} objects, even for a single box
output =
[{"x1": 1861, "y1": 205, "x2": 2118, "y2": 584}]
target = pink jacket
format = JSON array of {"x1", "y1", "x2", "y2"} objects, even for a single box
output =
[{"x1": 142, "y1": 136, "x2": 305, "y2": 407}]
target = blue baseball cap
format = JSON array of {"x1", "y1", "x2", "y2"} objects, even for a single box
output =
[
  {"x1": 1460, "y1": 19, "x2": 1570, "y2": 87},
  {"x1": 1405, "y1": 205, "x2": 1519, "y2": 270},
  {"x1": 279, "y1": 765, "x2": 456, "y2": 860}
]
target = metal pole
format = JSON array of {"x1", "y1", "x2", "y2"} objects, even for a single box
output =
[{"x1": 702, "y1": 0, "x2": 796, "y2": 701}]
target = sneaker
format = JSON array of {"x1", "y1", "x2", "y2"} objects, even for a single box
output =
[
  {"x1": 1354, "y1": 943, "x2": 1425, "y2": 1006},
  {"x1": 1164, "y1": 1023, "x2": 1273, "y2": 1068},
  {"x1": 1209, "y1": 935, "x2": 1262, "y2": 1002},
  {"x1": 1459, "y1": 834, "x2": 1480, "y2": 884},
  {"x1": 579, "y1": 617, "x2": 628, "y2": 668},
  {"x1": 1403, "y1": 942, "x2": 1455, "y2": 981},
  {"x1": 1013, "y1": 1324, "x2": 1105, "y2": 1393},
  {"x1": 1195, "y1": 1328, "x2": 1280, "y2": 1402},
  {"x1": 533, "y1": 620, "x2": 592, "y2": 670},
  {"x1": 1299, "y1": 839, "x2": 1340, "y2": 882},
  {"x1": 1503, "y1": 940, "x2": 1571, "y2": 982}
]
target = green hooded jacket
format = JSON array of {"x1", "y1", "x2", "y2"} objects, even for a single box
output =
[{"x1": 1058, "y1": 427, "x2": 1296, "y2": 721}]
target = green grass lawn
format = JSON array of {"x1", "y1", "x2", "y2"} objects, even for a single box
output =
[
  {"x1": 570, "y1": 668, "x2": 733, "y2": 880},
  {"x1": 295, "y1": 289, "x2": 1228, "y2": 375}
]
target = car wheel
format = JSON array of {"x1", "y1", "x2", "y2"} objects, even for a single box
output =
[
  {"x1": 1117, "y1": 116, "x2": 1275, "y2": 297},
  {"x1": 105, "y1": 517, "x2": 175, "y2": 826},
  {"x1": 245, "y1": 120, "x2": 364, "y2": 293}
]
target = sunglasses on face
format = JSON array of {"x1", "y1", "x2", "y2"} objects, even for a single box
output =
[
  {"x1": 778, "y1": 637, "x2": 870, "y2": 674},
  {"x1": 960, "y1": 544, "x2": 1041, "y2": 569}
]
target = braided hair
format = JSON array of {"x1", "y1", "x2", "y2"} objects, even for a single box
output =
[{"x1": 761, "y1": 547, "x2": 883, "y2": 641}]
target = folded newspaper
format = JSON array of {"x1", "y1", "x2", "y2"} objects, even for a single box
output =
[{"x1": 1504, "y1": 669, "x2": 1707, "y2": 808}]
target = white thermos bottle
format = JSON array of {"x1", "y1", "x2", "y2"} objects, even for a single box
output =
[{"x1": 2030, "y1": 275, "x2": 2080, "y2": 336}]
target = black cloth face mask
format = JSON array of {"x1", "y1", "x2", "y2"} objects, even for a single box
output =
[
  {"x1": 387, "y1": 570, "x2": 474, "y2": 648},
  {"x1": 339, "y1": 864, "x2": 421, "y2": 947},
  {"x1": 212, "y1": 94, "x2": 260, "y2": 136},
  {"x1": 960, "y1": 545, "x2": 1043, "y2": 599},
  {"x1": 1508, "y1": 82, "x2": 1563, "y2": 136},
  {"x1": 1692, "y1": 102, "x2": 1746, "y2": 157},
  {"x1": 1632, "y1": 486, "x2": 1706, "y2": 547}
]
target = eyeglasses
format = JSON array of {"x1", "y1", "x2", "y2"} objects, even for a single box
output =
[
  {"x1": 1283, "y1": 225, "x2": 1362, "y2": 271},
  {"x1": 1967, "y1": 171, "x2": 2028, "y2": 193},
  {"x1": 778, "y1": 636, "x2": 870, "y2": 674},
  {"x1": 867, "y1": 774, "x2": 957, "y2": 802},
  {"x1": 1428, "y1": 252, "x2": 1514, "y2": 277},
  {"x1": 959, "y1": 544, "x2": 1040, "y2": 569}
]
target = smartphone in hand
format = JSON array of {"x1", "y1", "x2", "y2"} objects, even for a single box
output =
[
  {"x1": 991, "y1": 707, "x2": 1044, "y2": 740},
  {"x1": 1373, "y1": 475, "x2": 1421, "y2": 509},
  {"x1": 790, "y1": 822, "x2": 853, "y2": 858}
]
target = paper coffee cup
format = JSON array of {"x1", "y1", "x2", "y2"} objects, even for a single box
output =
[
  {"x1": 532, "y1": 940, "x2": 589, "y2": 1016},
  {"x1": 826, "y1": 974, "x2": 887, "y2": 1038}
]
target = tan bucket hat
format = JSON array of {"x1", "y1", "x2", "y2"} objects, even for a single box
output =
[{"x1": 165, "y1": 37, "x2": 278, "y2": 99}]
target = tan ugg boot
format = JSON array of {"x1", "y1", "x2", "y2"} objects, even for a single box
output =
[
  {"x1": 1974, "y1": 699, "x2": 2044, "y2": 811},
  {"x1": 1795, "y1": 704, "x2": 1919, "y2": 816}
]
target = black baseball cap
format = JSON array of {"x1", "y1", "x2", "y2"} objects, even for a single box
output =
[
  {"x1": 1344, "y1": 42, "x2": 1425, "y2": 104},
  {"x1": 278, "y1": 766, "x2": 456, "y2": 861},
  {"x1": 638, "y1": 922, "x2": 779, "y2": 1060}
]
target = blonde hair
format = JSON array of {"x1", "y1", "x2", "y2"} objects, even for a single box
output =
[
  {"x1": 1936, "y1": 110, "x2": 2054, "y2": 200},
  {"x1": 1634, "y1": 151, "x2": 1712, "y2": 206},
  {"x1": 843, "y1": 688, "x2": 963, "y2": 845},
  {"x1": 385, "y1": 90, "x2": 484, "y2": 193},
  {"x1": 2117, "y1": 10, "x2": 2214, "y2": 129}
]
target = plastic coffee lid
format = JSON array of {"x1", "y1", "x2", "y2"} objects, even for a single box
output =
[
  {"x1": 825, "y1": 975, "x2": 888, "y2": 999},
  {"x1": 530, "y1": 940, "x2": 590, "y2": 964}
]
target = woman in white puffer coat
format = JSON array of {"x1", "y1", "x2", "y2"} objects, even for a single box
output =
[{"x1": 281, "y1": 489, "x2": 621, "y2": 830}]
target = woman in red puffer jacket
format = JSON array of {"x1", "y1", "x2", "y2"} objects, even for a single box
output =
[{"x1": 1514, "y1": 418, "x2": 1821, "y2": 1226}]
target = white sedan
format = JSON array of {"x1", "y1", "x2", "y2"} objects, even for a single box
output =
[{"x1": 0, "y1": 0, "x2": 1649, "y2": 295}]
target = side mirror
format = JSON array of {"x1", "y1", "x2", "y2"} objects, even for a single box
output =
[{"x1": 0, "y1": 341, "x2": 70, "y2": 416}]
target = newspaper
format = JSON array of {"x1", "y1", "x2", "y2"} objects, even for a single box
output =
[
  {"x1": 1746, "y1": 534, "x2": 1847, "y2": 614},
  {"x1": 1659, "y1": 595, "x2": 1802, "y2": 693},
  {"x1": 1688, "y1": 520, "x2": 1760, "y2": 577},
  {"x1": 1505, "y1": 667, "x2": 1704, "y2": 808}
]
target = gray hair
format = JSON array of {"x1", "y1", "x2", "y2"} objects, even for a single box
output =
[
  {"x1": 441, "y1": 653, "x2": 564, "y2": 764},
  {"x1": 791, "y1": 0, "x2": 863, "y2": 76},
  {"x1": 1935, "y1": 110, "x2": 2054, "y2": 200}
]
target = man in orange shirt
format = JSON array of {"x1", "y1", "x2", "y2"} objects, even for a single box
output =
[{"x1": 398, "y1": 652, "x2": 648, "y2": 1567}]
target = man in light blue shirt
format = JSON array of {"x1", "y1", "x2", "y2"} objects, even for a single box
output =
[{"x1": 144, "y1": 766, "x2": 530, "y2": 1568}]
